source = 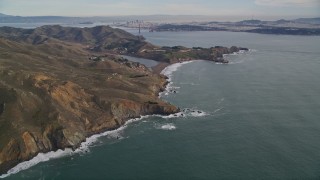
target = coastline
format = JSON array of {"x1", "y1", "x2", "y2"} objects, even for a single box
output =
[
  {"x1": 152, "y1": 49, "x2": 249, "y2": 75},
  {"x1": 0, "y1": 61, "x2": 193, "y2": 178},
  {"x1": 0, "y1": 48, "x2": 250, "y2": 178},
  {"x1": 152, "y1": 62, "x2": 170, "y2": 74},
  {"x1": 0, "y1": 115, "x2": 150, "y2": 179},
  {"x1": 0, "y1": 24, "x2": 247, "y2": 178},
  {"x1": 0, "y1": 71, "x2": 179, "y2": 177},
  {"x1": 2, "y1": 51, "x2": 250, "y2": 177}
]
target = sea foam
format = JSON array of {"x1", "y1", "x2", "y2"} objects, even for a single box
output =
[
  {"x1": 159, "y1": 61, "x2": 194, "y2": 97},
  {"x1": 155, "y1": 108, "x2": 208, "y2": 119},
  {"x1": 222, "y1": 49, "x2": 256, "y2": 65},
  {"x1": 161, "y1": 61, "x2": 193, "y2": 79},
  {"x1": 0, "y1": 106, "x2": 209, "y2": 178},
  {"x1": 156, "y1": 123, "x2": 176, "y2": 130},
  {"x1": 0, "y1": 149, "x2": 74, "y2": 179},
  {"x1": 0, "y1": 116, "x2": 148, "y2": 178},
  {"x1": 1, "y1": 61, "x2": 206, "y2": 178}
]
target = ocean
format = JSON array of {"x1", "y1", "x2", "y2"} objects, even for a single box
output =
[{"x1": 2, "y1": 29, "x2": 320, "y2": 179}]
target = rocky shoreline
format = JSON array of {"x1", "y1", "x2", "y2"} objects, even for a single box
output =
[
  {"x1": 0, "y1": 70, "x2": 179, "y2": 176},
  {"x1": 0, "y1": 25, "x2": 247, "y2": 176}
]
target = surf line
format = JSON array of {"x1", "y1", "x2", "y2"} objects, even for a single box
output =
[
  {"x1": 1, "y1": 61, "x2": 203, "y2": 178},
  {"x1": 0, "y1": 111, "x2": 207, "y2": 178},
  {"x1": 0, "y1": 115, "x2": 150, "y2": 178},
  {"x1": 159, "y1": 61, "x2": 194, "y2": 97}
]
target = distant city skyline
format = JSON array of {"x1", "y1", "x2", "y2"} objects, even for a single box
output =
[{"x1": 0, "y1": 0, "x2": 319, "y2": 20}]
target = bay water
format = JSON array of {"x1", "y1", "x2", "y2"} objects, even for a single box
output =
[{"x1": 3, "y1": 30, "x2": 320, "y2": 179}]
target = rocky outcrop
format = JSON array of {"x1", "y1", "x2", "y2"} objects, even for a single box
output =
[
  {"x1": 0, "y1": 25, "x2": 245, "y2": 175},
  {"x1": 0, "y1": 71, "x2": 178, "y2": 175},
  {"x1": 0, "y1": 36, "x2": 178, "y2": 175},
  {"x1": 1, "y1": 69, "x2": 178, "y2": 169},
  {"x1": 134, "y1": 44, "x2": 248, "y2": 64}
]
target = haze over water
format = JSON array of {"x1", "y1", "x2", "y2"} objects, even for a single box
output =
[{"x1": 4, "y1": 30, "x2": 320, "y2": 179}]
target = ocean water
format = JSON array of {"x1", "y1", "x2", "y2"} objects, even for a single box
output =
[{"x1": 2, "y1": 31, "x2": 320, "y2": 179}]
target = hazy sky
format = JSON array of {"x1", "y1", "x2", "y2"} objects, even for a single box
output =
[{"x1": 0, "y1": 0, "x2": 319, "y2": 19}]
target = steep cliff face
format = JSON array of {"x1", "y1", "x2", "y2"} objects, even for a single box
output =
[
  {"x1": 0, "y1": 25, "x2": 245, "y2": 175},
  {"x1": 0, "y1": 37, "x2": 178, "y2": 175},
  {"x1": 0, "y1": 77, "x2": 177, "y2": 174}
]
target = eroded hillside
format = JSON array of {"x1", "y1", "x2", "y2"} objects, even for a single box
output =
[
  {"x1": 0, "y1": 35, "x2": 177, "y2": 174},
  {"x1": 0, "y1": 25, "x2": 247, "y2": 174}
]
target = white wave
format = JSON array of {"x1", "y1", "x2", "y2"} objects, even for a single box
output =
[
  {"x1": 0, "y1": 116, "x2": 149, "y2": 178},
  {"x1": 154, "y1": 108, "x2": 208, "y2": 119},
  {"x1": 156, "y1": 123, "x2": 176, "y2": 131},
  {"x1": 224, "y1": 49, "x2": 257, "y2": 64},
  {"x1": 231, "y1": 49, "x2": 256, "y2": 56},
  {"x1": 236, "y1": 50, "x2": 247, "y2": 54},
  {"x1": 158, "y1": 112, "x2": 186, "y2": 119},
  {"x1": 185, "y1": 108, "x2": 208, "y2": 117},
  {"x1": 190, "y1": 111, "x2": 207, "y2": 117},
  {"x1": 159, "y1": 61, "x2": 194, "y2": 97},
  {"x1": 161, "y1": 61, "x2": 193, "y2": 79},
  {"x1": 75, "y1": 115, "x2": 149, "y2": 153},
  {"x1": 153, "y1": 108, "x2": 209, "y2": 131},
  {"x1": 222, "y1": 49, "x2": 256, "y2": 65},
  {"x1": 0, "y1": 149, "x2": 74, "y2": 179},
  {"x1": 0, "y1": 107, "x2": 210, "y2": 178}
]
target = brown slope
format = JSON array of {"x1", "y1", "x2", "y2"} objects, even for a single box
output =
[
  {"x1": 0, "y1": 37, "x2": 178, "y2": 175},
  {"x1": 0, "y1": 25, "x2": 154, "y2": 52},
  {"x1": 0, "y1": 25, "x2": 248, "y2": 174}
]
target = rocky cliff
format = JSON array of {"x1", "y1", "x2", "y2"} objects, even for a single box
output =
[
  {"x1": 0, "y1": 25, "x2": 246, "y2": 175},
  {"x1": 0, "y1": 36, "x2": 178, "y2": 175}
]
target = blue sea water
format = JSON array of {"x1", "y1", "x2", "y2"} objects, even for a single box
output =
[{"x1": 2, "y1": 29, "x2": 320, "y2": 179}]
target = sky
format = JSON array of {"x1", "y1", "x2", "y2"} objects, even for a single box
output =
[{"x1": 0, "y1": 0, "x2": 319, "y2": 19}]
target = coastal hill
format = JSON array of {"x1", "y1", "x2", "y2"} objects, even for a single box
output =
[
  {"x1": 0, "y1": 25, "x2": 153, "y2": 52},
  {"x1": 0, "y1": 25, "x2": 245, "y2": 66},
  {"x1": 0, "y1": 27, "x2": 177, "y2": 174},
  {"x1": 0, "y1": 25, "x2": 245, "y2": 175},
  {"x1": 0, "y1": 13, "x2": 11, "y2": 17}
]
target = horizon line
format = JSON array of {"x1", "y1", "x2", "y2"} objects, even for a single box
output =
[{"x1": 1, "y1": 13, "x2": 319, "y2": 19}]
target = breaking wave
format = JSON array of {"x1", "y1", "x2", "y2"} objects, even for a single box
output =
[
  {"x1": 0, "y1": 149, "x2": 74, "y2": 179},
  {"x1": 221, "y1": 49, "x2": 256, "y2": 65},
  {"x1": 155, "y1": 108, "x2": 208, "y2": 119},
  {"x1": 0, "y1": 116, "x2": 148, "y2": 178},
  {"x1": 1, "y1": 60, "x2": 215, "y2": 178},
  {"x1": 159, "y1": 61, "x2": 194, "y2": 97},
  {"x1": 0, "y1": 107, "x2": 208, "y2": 178},
  {"x1": 155, "y1": 123, "x2": 176, "y2": 130},
  {"x1": 161, "y1": 61, "x2": 194, "y2": 79}
]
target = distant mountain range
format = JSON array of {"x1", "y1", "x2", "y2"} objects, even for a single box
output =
[
  {"x1": 0, "y1": 13, "x2": 319, "y2": 25},
  {"x1": 0, "y1": 13, "x2": 11, "y2": 17},
  {"x1": 294, "y1": 18, "x2": 320, "y2": 24},
  {"x1": 236, "y1": 18, "x2": 320, "y2": 25}
]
